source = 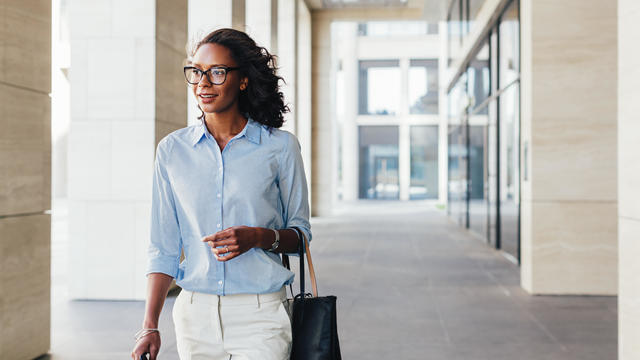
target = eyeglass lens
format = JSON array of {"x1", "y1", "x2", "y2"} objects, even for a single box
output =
[{"x1": 185, "y1": 68, "x2": 227, "y2": 85}]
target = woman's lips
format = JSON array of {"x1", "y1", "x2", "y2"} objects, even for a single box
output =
[{"x1": 199, "y1": 94, "x2": 217, "y2": 104}]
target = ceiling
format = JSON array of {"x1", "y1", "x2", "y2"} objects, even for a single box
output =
[{"x1": 303, "y1": 0, "x2": 448, "y2": 21}]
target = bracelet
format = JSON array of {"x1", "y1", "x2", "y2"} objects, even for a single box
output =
[
  {"x1": 267, "y1": 228, "x2": 280, "y2": 252},
  {"x1": 134, "y1": 328, "x2": 159, "y2": 342}
]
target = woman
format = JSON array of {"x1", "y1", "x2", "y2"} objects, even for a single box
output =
[{"x1": 131, "y1": 28, "x2": 311, "y2": 360}]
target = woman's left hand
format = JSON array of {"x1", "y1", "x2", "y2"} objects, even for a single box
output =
[{"x1": 202, "y1": 226, "x2": 259, "y2": 261}]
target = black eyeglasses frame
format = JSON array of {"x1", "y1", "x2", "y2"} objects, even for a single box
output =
[{"x1": 183, "y1": 66, "x2": 241, "y2": 85}]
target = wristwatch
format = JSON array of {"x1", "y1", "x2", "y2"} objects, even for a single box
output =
[{"x1": 268, "y1": 229, "x2": 280, "y2": 252}]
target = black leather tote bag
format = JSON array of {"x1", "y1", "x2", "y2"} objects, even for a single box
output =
[{"x1": 283, "y1": 228, "x2": 342, "y2": 360}]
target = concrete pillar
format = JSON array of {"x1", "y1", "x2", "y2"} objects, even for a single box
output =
[
  {"x1": 438, "y1": 20, "x2": 448, "y2": 205},
  {"x1": 232, "y1": 0, "x2": 246, "y2": 30},
  {"x1": 246, "y1": 0, "x2": 277, "y2": 51},
  {"x1": 278, "y1": 0, "x2": 298, "y2": 134},
  {"x1": 311, "y1": 14, "x2": 335, "y2": 216},
  {"x1": 398, "y1": 59, "x2": 410, "y2": 201},
  {"x1": 0, "y1": 0, "x2": 51, "y2": 358},
  {"x1": 618, "y1": 0, "x2": 640, "y2": 357},
  {"x1": 339, "y1": 23, "x2": 359, "y2": 202},
  {"x1": 519, "y1": 0, "x2": 617, "y2": 294},
  {"x1": 68, "y1": 0, "x2": 187, "y2": 300},
  {"x1": 296, "y1": 0, "x2": 313, "y2": 209}
]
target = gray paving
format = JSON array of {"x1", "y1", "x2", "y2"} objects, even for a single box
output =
[{"x1": 46, "y1": 200, "x2": 617, "y2": 360}]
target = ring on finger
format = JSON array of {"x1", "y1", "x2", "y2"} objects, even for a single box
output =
[{"x1": 225, "y1": 246, "x2": 229, "y2": 253}]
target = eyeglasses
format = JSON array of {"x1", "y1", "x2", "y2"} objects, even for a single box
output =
[{"x1": 183, "y1": 66, "x2": 240, "y2": 85}]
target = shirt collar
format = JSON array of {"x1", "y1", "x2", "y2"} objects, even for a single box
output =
[{"x1": 192, "y1": 117, "x2": 262, "y2": 147}]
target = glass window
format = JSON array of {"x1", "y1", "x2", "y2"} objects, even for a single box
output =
[
  {"x1": 499, "y1": 0, "x2": 519, "y2": 88},
  {"x1": 448, "y1": 0, "x2": 462, "y2": 66},
  {"x1": 359, "y1": 126, "x2": 400, "y2": 200},
  {"x1": 410, "y1": 126, "x2": 439, "y2": 200},
  {"x1": 448, "y1": 73, "x2": 467, "y2": 121},
  {"x1": 358, "y1": 60, "x2": 400, "y2": 115},
  {"x1": 448, "y1": 124, "x2": 467, "y2": 226},
  {"x1": 408, "y1": 59, "x2": 439, "y2": 114},
  {"x1": 499, "y1": 83, "x2": 520, "y2": 259},
  {"x1": 427, "y1": 23, "x2": 439, "y2": 35},
  {"x1": 447, "y1": 74, "x2": 468, "y2": 225},
  {"x1": 468, "y1": 125, "x2": 487, "y2": 237},
  {"x1": 467, "y1": 41, "x2": 490, "y2": 114},
  {"x1": 357, "y1": 21, "x2": 436, "y2": 36},
  {"x1": 468, "y1": 0, "x2": 485, "y2": 32},
  {"x1": 486, "y1": 98, "x2": 498, "y2": 248},
  {"x1": 462, "y1": 0, "x2": 469, "y2": 35}
]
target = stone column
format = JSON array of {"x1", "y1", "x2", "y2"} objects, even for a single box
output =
[
  {"x1": 0, "y1": 0, "x2": 51, "y2": 358},
  {"x1": 311, "y1": 14, "x2": 335, "y2": 216},
  {"x1": 246, "y1": 0, "x2": 277, "y2": 51},
  {"x1": 618, "y1": 0, "x2": 640, "y2": 358},
  {"x1": 519, "y1": 0, "x2": 617, "y2": 294},
  {"x1": 296, "y1": 0, "x2": 313, "y2": 208},
  {"x1": 438, "y1": 20, "x2": 448, "y2": 204},
  {"x1": 278, "y1": 0, "x2": 298, "y2": 134},
  {"x1": 68, "y1": 0, "x2": 187, "y2": 300},
  {"x1": 339, "y1": 22, "x2": 359, "y2": 202}
]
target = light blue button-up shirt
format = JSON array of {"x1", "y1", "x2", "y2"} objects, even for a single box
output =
[{"x1": 146, "y1": 117, "x2": 311, "y2": 295}]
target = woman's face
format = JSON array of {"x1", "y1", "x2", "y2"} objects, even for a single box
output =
[{"x1": 190, "y1": 43, "x2": 247, "y2": 116}]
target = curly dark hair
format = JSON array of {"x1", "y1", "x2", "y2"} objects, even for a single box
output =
[{"x1": 188, "y1": 28, "x2": 289, "y2": 128}]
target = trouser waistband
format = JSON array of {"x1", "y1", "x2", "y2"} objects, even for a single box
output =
[{"x1": 180, "y1": 287, "x2": 286, "y2": 306}]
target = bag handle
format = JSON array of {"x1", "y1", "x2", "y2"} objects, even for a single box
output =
[{"x1": 282, "y1": 227, "x2": 318, "y2": 298}]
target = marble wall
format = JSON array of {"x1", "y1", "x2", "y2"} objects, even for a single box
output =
[
  {"x1": 520, "y1": 0, "x2": 618, "y2": 295},
  {"x1": 618, "y1": 0, "x2": 640, "y2": 357},
  {"x1": 0, "y1": 0, "x2": 52, "y2": 358},
  {"x1": 68, "y1": 0, "x2": 186, "y2": 300}
]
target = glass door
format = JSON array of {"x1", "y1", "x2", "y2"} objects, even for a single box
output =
[{"x1": 358, "y1": 126, "x2": 400, "y2": 200}]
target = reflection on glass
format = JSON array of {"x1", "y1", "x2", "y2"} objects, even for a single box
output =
[
  {"x1": 410, "y1": 126, "x2": 439, "y2": 200},
  {"x1": 448, "y1": 73, "x2": 467, "y2": 120},
  {"x1": 448, "y1": 125, "x2": 467, "y2": 226},
  {"x1": 468, "y1": 41, "x2": 490, "y2": 115},
  {"x1": 409, "y1": 59, "x2": 438, "y2": 114},
  {"x1": 358, "y1": 60, "x2": 400, "y2": 115},
  {"x1": 359, "y1": 126, "x2": 399, "y2": 200},
  {"x1": 500, "y1": 0, "x2": 520, "y2": 88},
  {"x1": 468, "y1": 0, "x2": 484, "y2": 32},
  {"x1": 468, "y1": 125, "x2": 487, "y2": 238},
  {"x1": 486, "y1": 98, "x2": 498, "y2": 247},
  {"x1": 448, "y1": 0, "x2": 462, "y2": 66},
  {"x1": 499, "y1": 84, "x2": 520, "y2": 258},
  {"x1": 447, "y1": 75, "x2": 467, "y2": 225},
  {"x1": 461, "y1": 0, "x2": 469, "y2": 35},
  {"x1": 446, "y1": 0, "x2": 520, "y2": 261}
]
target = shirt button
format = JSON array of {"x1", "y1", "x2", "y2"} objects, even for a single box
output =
[
  {"x1": 217, "y1": 223, "x2": 221, "y2": 228},
  {"x1": 218, "y1": 280, "x2": 223, "y2": 285},
  {"x1": 217, "y1": 193, "x2": 221, "y2": 198}
]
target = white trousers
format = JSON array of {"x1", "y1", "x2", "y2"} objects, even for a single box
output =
[{"x1": 172, "y1": 287, "x2": 292, "y2": 360}]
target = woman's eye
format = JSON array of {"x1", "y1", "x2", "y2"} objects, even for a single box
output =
[{"x1": 212, "y1": 69, "x2": 225, "y2": 76}]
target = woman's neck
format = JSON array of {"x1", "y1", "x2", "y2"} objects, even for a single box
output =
[{"x1": 204, "y1": 111, "x2": 247, "y2": 141}]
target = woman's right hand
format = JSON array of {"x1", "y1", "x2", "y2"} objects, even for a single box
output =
[{"x1": 131, "y1": 332, "x2": 161, "y2": 360}]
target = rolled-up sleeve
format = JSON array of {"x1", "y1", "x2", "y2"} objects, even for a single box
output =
[
  {"x1": 278, "y1": 133, "x2": 312, "y2": 253},
  {"x1": 146, "y1": 139, "x2": 182, "y2": 278}
]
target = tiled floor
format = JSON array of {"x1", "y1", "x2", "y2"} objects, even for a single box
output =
[{"x1": 47, "y1": 200, "x2": 617, "y2": 360}]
